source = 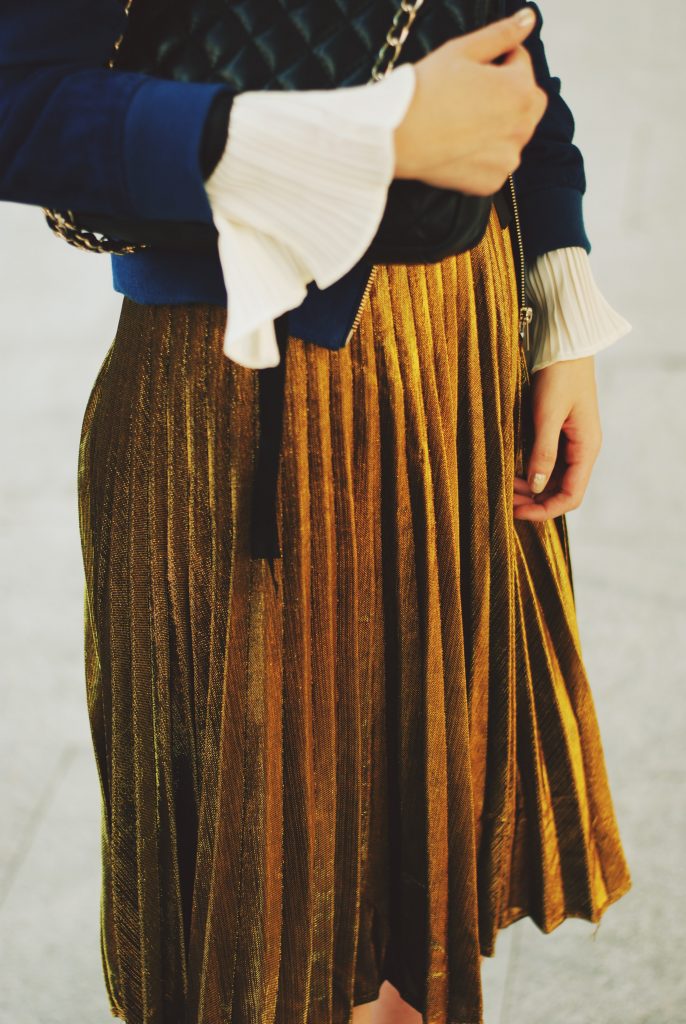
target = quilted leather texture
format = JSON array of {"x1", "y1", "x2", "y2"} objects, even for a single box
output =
[
  {"x1": 115, "y1": 0, "x2": 505, "y2": 90},
  {"x1": 111, "y1": 0, "x2": 509, "y2": 263}
]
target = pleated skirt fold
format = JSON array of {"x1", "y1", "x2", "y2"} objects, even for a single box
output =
[{"x1": 77, "y1": 203, "x2": 632, "y2": 1024}]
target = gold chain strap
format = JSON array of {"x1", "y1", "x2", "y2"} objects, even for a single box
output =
[
  {"x1": 43, "y1": 0, "x2": 142, "y2": 254},
  {"x1": 43, "y1": 0, "x2": 427, "y2": 255},
  {"x1": 106, "y1": 0, "x2": 136, "y2": 69},
  {"x1": 370, "y1": 0, "x2": 426, "y2": 80}
]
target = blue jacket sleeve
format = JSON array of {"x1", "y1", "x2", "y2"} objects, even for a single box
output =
[
  {"x1": 0, "y1": 0, "x2": 235, "y2": 223},
  {"x1": 505, "y1": 0, "x2": 592, "y2": 262}
]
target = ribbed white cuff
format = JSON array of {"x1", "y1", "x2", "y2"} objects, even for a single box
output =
[
  {"x1": 525, "y1": 246, "x2": 632, "y2": 373},
  {"x1": 204, "y1": 62, "x2": 417, "y2": 368}
]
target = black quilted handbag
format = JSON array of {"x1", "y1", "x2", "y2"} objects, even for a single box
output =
[{"x1": 44, "y1": 0, "x2": 506, "y2": 264}]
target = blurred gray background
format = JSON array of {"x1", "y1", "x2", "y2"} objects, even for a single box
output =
[{"x1": 1, "y1": 3, "x2": 684, "y2": 1023}]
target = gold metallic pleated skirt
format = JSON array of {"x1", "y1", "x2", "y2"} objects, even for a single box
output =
[{"x1": 77, "y1": 203, "x2": 632, "y2": 1024}]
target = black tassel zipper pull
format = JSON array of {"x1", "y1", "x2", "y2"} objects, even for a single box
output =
[{"x1": 249, "y1": 312, "x2": 290, "y2": 577}]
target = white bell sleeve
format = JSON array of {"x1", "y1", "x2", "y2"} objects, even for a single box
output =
[
  {"x1": 525, "y1": 245, "x2": 632, "y2": 374},
  {"x1": 203, "y1": 63, "x2": 416, "y2": 369}
]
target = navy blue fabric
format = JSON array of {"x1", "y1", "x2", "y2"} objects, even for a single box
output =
[
  {"x1": 0, "y1": 0, "x2": 590, "y2": 308},
  {"x1": 507, "y1": 0, "x2": 592, "y2": 262},
  {"x1": 0, "y1": 0, "x2": 230, "y2": 225},
  {"x1": 110, "y1": 244, "x2": 228, "y2": 304},
  {"x1": 287, "y1": 255, "x2": 376, "y2": 348}
]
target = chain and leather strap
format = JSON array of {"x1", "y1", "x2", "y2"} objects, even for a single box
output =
[
  {"x1": 41, "y1": 0, "x2": 530, "y2": 567},
  {"x1": 43, "y1": 0, "x2": 427, "y2": 255},
  {"x1": 43, "y1": 0, "x2": 531, "y2": 357}
]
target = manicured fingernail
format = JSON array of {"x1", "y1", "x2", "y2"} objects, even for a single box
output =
[
  {"x1": 514, "y1": 7, "x2": 536, "y2": 28},
  {"x1": 530, "y1": 472, "x2": 546, "y2": 493}
]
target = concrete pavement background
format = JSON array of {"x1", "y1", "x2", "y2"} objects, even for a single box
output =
[{"x1": 1, "y1": 2, "x2": 684, "y2": 1022}]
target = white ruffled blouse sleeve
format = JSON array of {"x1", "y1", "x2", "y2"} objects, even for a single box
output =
[
  {"x1": 525, "y1": 246, "x2": 632, "y2": 374},
  {"x1": 203, "y1": 63, "x2": 416, "y2": 369}
]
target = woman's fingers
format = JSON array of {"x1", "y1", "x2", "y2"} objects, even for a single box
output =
[
  {"x1": 455, "y1": 6, "x2": 537, "y2": 64},
  {"x1": 525, "y1": 407, "x2": 564, "y2": 495},
  {"x1": 511, "y1": 356, "x2": 603, "y2": 521},
  {"x1": 513, "y1": 433, "x2": 598, "y2": 520},
  {"x1": 513, "y1": 475, "x2": 533, "y2": 495}
]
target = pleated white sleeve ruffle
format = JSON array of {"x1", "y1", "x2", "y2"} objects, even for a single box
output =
[
  {"x1": 525, "y1": 245, "x2": 632, "y2": 373},
  {"x1": 203, "y1": 63, "x2": 416, "y2": 369}
]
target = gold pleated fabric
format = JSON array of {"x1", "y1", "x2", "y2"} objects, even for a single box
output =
[{"x1": 77, "y1": 203, "x2": 632, "y2": 1024}]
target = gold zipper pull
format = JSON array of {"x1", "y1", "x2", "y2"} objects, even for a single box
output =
[
  {"x1": 519, "y1": 305, "x2": 533, "y2": 352},
  {"x1": 345, "y1": 265, "x2": 378, "y2": 347},
  {"x1": 507, "y1": 173, "x2": 534, "y2": 354}
]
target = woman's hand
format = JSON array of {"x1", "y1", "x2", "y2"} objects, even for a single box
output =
[
  {"x1": 513, "y1": 356, "x2": 603, "y2": 521},
  {"x1": 392, "y1": 7, "x2": 548, "y2": 196}
]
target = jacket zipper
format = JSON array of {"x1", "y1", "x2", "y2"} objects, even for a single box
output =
[
  {"x1": 507, "y1": 173, "x2": 533, "y2": 352},
  {"x1": 345, "y1": 264, "x2": 379, "y2": 347},
  {"x1": 345, "y1": 177, "x2": 532, "y2": 352}
]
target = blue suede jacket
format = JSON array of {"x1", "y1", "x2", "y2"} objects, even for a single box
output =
[{"x1": 0, "y1": 0, "x2": 590, "y2": 308}]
